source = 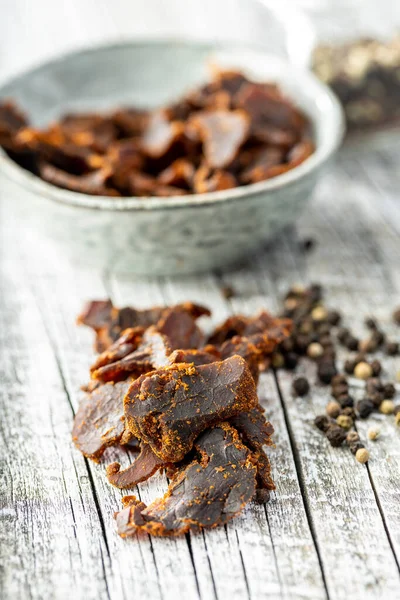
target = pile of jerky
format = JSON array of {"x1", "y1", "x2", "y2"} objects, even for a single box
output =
[
  {"x1": 0, "y1": 69, "x2": 313, "y2": 197},
  {"x1": 73, "y1": 300, "x2": 292, "y2": 537}
]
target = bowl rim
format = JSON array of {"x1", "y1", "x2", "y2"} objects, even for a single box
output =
[{"x1": 0, "y1": 39, "x2": 346, "y2": 212}]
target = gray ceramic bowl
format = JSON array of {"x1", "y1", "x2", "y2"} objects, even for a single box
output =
[{"x1": 0, "y1": 41, "x2": 345, "y2": 275}]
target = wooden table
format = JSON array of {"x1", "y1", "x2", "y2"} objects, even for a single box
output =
[{"x1": 1, "y1": 2, "x2": 400, "y2": 599}]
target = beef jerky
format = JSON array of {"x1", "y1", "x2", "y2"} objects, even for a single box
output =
[
  {"x1": 157, "y1": 158, "x2": 195, "y2": 189},
  {"x1": 209, "y1": 311, "x2": 292, "y2": 346},
  {"x1": 189, "y1": 110, "x2": 250, "y2": 169},
  {"x1": 193, "y1": 164, "x2": 237, "y2": 193},
  {"x1": 111, "y1": 108, "x2": 149, "y2": 137},
  {"x1": 240, "y1": 146, "x2": 287, "y2": 183},
  {"x1": 236, "y1": 83, "x2": 306, "y2": 142},
  {"x1": 0, "y1": 101, "x2": 29, "y2": 150},
  {"x1": 142, "y1": 110, "x2": 184, "y2": 158},
  {"x1": 287, "y1": 139, "x2": 315, "y2": 167},
  {"x1": 114, "y1": 495, "x2": 148, "y2": 536},
  {"x1": 220, "y1": 335, "x2": 266, "y2": 384},
  {"x1": 156, "y1": 306, "x2": 206, "y2": 350},
  {"x1": 115, "y1": 423, "x2": 258, "y2": 537},
  {"x1": 59, "y1": 113, "x2": 118, "y2": 153},
  {"x1": 168, "y1": 347, "x2": 220, "y2": 366},
  {"x1": 253, "y1": 447, "x2": 275, "y2": 491},
  {"x1": 39, "y1": 162, "x2": 120, "y2": 196},
  {"x1": 230, "y1": 404, "x2": 274, "y2": 450},
  {"x1": 77, "y1": 299, "x2": 209, "y2": 352},
  {"x1": 92, "y1": 326, "x2": 171, "y2": 383},
  {"x1": 72, "y1": 379, "x2": 132, "y2": 461},
  {"x1": 106, "y1": 443, "x2": 164, "y2": 489},
  {"x1": 124, "y1": 355, "x2": 258, "y2": 462},
  {"x1": 106, "y1": 138, "x2": 145, "y2": 192}
]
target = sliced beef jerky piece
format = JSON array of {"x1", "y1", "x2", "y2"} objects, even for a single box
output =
[
  {"x1": 92, "y1": 326, "x2": 171, "y2": 383},
  {"x1": 106, "y1": 443, "x2": 164, "y2": 488},
  {"x1": 236, "y1": 83, "x2": 306, "y2": 139},
  {"x1": 230, "y1": 404, "x2": 274, "y2": 450},
  {"x1": 189, "y1": 110, "x2": 250, "y2": 169},
  {"x1": 240, "y1": 145, "x2": 286, "y2": 183},
  {"x1": 115, "y1": 495, "x2": 147, "y2": 536},
  {"x1": 287, "y1": 139, "x2": 315, "y2": 167},
  {"x1": 90, "y1": 327, "x2": 145, "y2": 373},
  {"x1": 220, "y1": 336, "x2": 265, "y2": 384},
  {"x1": 156, "y1": 307, "x2": 205, "y2": 350},
  {"x1": 142, "y1": 110, "x2": 184, "y2": 158},
  {"x1": 193, "y1": 164, "x2": 237, "y2": 194},
  {"x1": 106, "y1": 138, "x2": 145, "y2": 192},
  {"x1": 168, "y1": 348, "x2": 220, "y2": 367},
  {"x1": 39, "y1": 162, "x2": 120, "y2": 196},
  {"x1": 0, "y1": 100, "x2": 29, "y2": 150},
  {"x1": 59, "y1": 113, "x2": 118, "y2": 153},
  {"x1": 158, "y1": 158, "x2": 195, "y2": 189},
  {"x1": 124, "y1": 355, "x2": 258, "y2": 462},
  {"x1": 72, "y1": 380, "x2": 132, "y2": 461},
  {"x1": 77, "y1": 300, "x2": 210, "y2": 352},
  {"x1": 111, "y1": 108, "x2": 150, "y2": 137},
  {"x1": 208, "y1": 311, "x2": 292, "y2": 346},
  {"x1": 240, "y1": 162, "x2": 292, "y2": 184},
  {"x1": 253, "y1": 447, "x2": 275, "y2": 491},
  {"x1": 115, "y1": 423, "x2": 257, "y2": 537},
  {"x1": 17, "y1": 126, "x2": 97, "y2": 174}
]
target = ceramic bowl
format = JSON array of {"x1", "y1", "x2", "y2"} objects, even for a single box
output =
[{"x1": 0, "y1": 41, "x2": 345, "y2": 275}]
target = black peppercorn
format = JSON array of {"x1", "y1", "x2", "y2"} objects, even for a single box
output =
[
  {"x1": 344, "y1": 359, "x2": 356, "y2": 375},
  {"x1": 350, "y1": 441, "x2": 365, "y2": 455},
  {"x1": 383, "y1": 383, "x2": 396, "y2": 399},
  {"x1": 393, "y1": 307, "x2": 400, "y2": 325},
  {"x1": 284, "y1": 352, "x2": 298, "y2": 370},
  {"x1": 337, "y1": 327, "x2": 350, "y2": 344},
  {"x1": 371, "y1": 330, "x2": 385, "y2": 346},
  {"x1": 255, "y1": 488, "x2": 271, "y2": 504},
  {"x1": 357, "y1": 398, "x2": 375, "y2": 419},
  {"x1": 331, "y1": 374, "x2": 348, "y2": 387},
  {"x1": 345, "y1": 336, "x2": 359, "y2": 351},
  {"x1": 332, "y1": 383, "x2": 349, "y2": 399},
  {"x1": 386, "y1": 341, "x2": 399, "y2": 356},
  {"x1": 370, "y1": 359, "x2": 382, "y2": 377},
  {"x1": 369, "y1": 392, "x2": 384, "y2": 408},
  {"x1": 341, "y1": 406, "x2": 356, "y2": 419},
  {"x1": 365, "y1": 317, "x2": 378, "y2": 330},
  {"x1": 317, "y1": 361, "x2": 338, "y2": 384},
  {"x1": 326, "y1": 425, "x2": 347, "y2": 447},
  {"x1": 299, "y1": 238, "x2": 315, "y2": 253},
  {"x1": 327, "y1": 310, "x2": 341, "y2": 326},
  {"x1": 338, "y1": 394, "x2": 354, "y2": 408},
  {"x1": 292, "y1": 376, "x2": 310, "y2": 397},
  {"x1": 314, "y1": 415, "x2": 331, "y2": 432}
]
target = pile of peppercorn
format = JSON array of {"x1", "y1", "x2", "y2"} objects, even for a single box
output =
[{"x1": 272, "y1": 284, "x2": 400, "y2": 464}]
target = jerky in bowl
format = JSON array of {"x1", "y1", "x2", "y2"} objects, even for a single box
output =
[{"x1": 0, "y1": 41, "x2": 345, "y2": 275}]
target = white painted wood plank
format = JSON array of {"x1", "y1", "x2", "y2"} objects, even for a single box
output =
[{"x1": 0, "y1": 199, "x2": 113, "y2": 600}]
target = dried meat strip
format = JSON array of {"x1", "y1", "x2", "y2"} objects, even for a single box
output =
[
  {"x1": 168, "y1": 347, "x2": 220, "y2": 366},
  {"x1": 124, "y1": 355, "x2": 258, "y2": 462},
  {"x1": 208, "y1": 311, "x2": 292, "y2": 346},
  {"x1": 72, "y1": 379, "x2": 132, "y2": 461},
  {"x1": 106, "y1": 443, "x2": 164, "y2": 489},
  {"x1": 115, "y1": 423, "x2": 258, "y2": 537},
  {"x1": 91, "y1": 326, "x2": 171, "y2": 383},
  {"x1": 39, "y1": 162, "x2": 120, "y2": 196}
]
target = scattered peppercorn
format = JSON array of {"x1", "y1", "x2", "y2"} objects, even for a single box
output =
[
  {"x1": 221, "y1": 285, "x2": 235, "y2": 300},
  {"x1": 311, "y1": 306, "x2": 328, "y2": 322},
  {"x1": 337, "y1": 328, "x2": 350, "y2": 344},
  {"x1": 326, "y1": 401, "x2": 341, "y2": 418},
  {"x1": 337, "y1": 394, "x2": 354, "y2": 409},
  {"x1": 326, "y1": 425, "x2": 347, "y2": 447},
  {"x1": 385, "y1": 341, "x2": 399, "y2": 356},
  {"x1": 314, "y1": 415, "x2": 331, "y2": 432},
  {"x1": 358, "y1": 338, "x2": 378, "y2": 354},
  {"x1": 344, "y1": 358, "x2": 357, "y2": 375},
  {"x1": 346, "y1": 431, "x2": 360, "y2": 445},
  {"x1": 357, "y1": 398, "x2": 375, "y2": 419},
  {"x1": 367, "y1": 428, "x2": 380, "y2": 441},
  {"x1": 292, "y1": 376, "x2": 310, "y2": 397},
  {"x1": 341, "y1": 407, "x2": 356, "y2": 419},
  {"x1": 285, "y1": 352, "x2": 298, "y2": 370},
  {"x1": 345, "y1": 335, "x2": 360, "y2": 351},
  {"x1": 380, "y1": 400, "x2": 395, "y2": 415},
  {"x1": 354, "y1": 361, "x2": 373, "y2": 380},
  {"x1": 393, "y1": 307, "x2": 400, "y2": 325},
  {"x1": 370, "y1": 359, "x2": 382, "y2": 377},
  {"x1": 307, "y1": 342, "x2": 324, "y2": 359},
  {"x1": 327, "y1": 310, "x2": 341, "y2": 326},
  {"x1": 255, "y1": 489, "x2": 271, "y2": 504},
  {"x1": 317, "y1": 361, "x2": 337, "y2": 384},
  {"x1": 383, "y1": 383, "x2": 396, "y2": 399},
  {"x1": 331, "y1": 374, "x2": 348, "y2": 387},
  {"x1": 332, "y1": 383, "x2": 349, "y2": 399},
  {"x1": 365, "y1": 317, "x2": 378, "y2": 330},
  {"x1": 336, "y1": 415, "x2": 353, "y2": 430},
  {"x1": 371, "y1": 329, "x2": 385, "y2": 346},
  {"x1": 356, "y1": 448, "x2": 370, "y2": 464},
  {"x1": 350, "y1": 441, "x2": 365, "y2": 455}
]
